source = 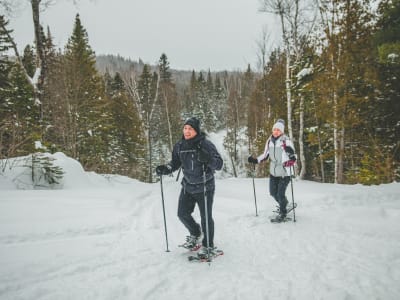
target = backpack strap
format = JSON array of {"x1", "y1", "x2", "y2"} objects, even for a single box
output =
[{"x1": 280, "y1": 135, "x2": 287, "y2": 151}]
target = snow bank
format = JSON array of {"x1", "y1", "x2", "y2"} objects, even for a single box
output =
[{"x1": 0, "y1": 152, "x2": 138, "y2": 190}]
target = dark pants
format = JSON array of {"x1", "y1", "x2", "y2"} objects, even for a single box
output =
[
  {"x1": 177, "y1": 189, "x2": 215, "y2": 248},
  {"x1": 269, "y1": 175, "x2": 290, "y2": 214}
]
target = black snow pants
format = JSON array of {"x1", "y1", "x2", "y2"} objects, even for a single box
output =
[
  {"x1": 269, "y1": 175, "x2": 290, "y2": 215},
  {"x1": 177, "y1": 189, "x2": 214, "y2": 248}
]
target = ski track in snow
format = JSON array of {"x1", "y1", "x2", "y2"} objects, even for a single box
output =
[{"x1": 1, "y1": 177, "x2": 400, "y2": 300}]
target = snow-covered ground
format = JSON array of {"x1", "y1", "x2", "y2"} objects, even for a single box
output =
[{"x1": 1, "y1": 153, "x2": 399, "y2": 300}]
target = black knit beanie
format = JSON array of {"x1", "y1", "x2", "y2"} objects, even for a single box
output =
[{"x1": 184, "y1": 117, "x2": 201, "y2": 134}]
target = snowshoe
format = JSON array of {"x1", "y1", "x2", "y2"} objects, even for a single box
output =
[
  {"x1": 270, "y1": 214, "x2": 292, "y2": 223},
  {"x1": 178, "y1": 235, "x2": 201, "y2": 251},
  {"x1": 188, "y1": 247, "x2": 224, "y2": 262}
]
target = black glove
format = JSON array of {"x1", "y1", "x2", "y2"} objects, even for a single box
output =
[
  {"x1": 248, "y1": 156, "x2": 258, "y2": 164},
  {"x1": 156, "y1": 165, "x2": 172, "y2": 176},
  {"x1": 198, "y1": 148, "x2": 211, "y2": 164},
  {"x1": 285, "y1": 146, "x2": 296, "y2": 162}
]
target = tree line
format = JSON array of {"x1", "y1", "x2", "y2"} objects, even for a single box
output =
[{"x1": 0, "y1": 0, "x2": 399, "y2": 185}]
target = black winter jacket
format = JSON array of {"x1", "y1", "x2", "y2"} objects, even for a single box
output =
[{"x1": 168, "y1": 133, "x2": 223, "y2": 194}]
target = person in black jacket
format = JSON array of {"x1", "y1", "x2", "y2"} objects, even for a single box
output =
[{"x1": 156, "y1": 117, "x2": 223, "y2": 255}]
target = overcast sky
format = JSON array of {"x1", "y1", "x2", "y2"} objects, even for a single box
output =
[{"x1": 7, "y1": 0, "x2": 280, "y2": 71}]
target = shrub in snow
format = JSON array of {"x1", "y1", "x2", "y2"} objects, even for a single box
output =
[{"x1": 15, "y1": 153, "x2": 65, "y2": 189}]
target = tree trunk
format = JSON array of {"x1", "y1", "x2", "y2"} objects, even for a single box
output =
[
  {"x1": 298, "y1": 94, "x2": 306, "y2": 179},
  {"x1": 147, "y1": 126, "x2": 152, "y2": 183},
  {"x1": 312, "y1": 94, "x2": 325, "y2": 182}
]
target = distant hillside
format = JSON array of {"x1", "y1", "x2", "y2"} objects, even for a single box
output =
[
  {"x1": 95, "y1": 54, "x2": 243, "y2": 91},
  {"x1": 95, "y1": 54, "x2": 195, "y2": 89}
]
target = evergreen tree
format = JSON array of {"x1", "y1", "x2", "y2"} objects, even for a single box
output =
[
  {"x1": 105, "y1": 72, "x2": 146, "y2": 179},
  {"x1": 0, "y1": 16, "x2": 12, "y2": 91},
  {"x1": 191, "y1": 72, "x2": 210, "y2": 130},
  {"x1": 183, "y1": 70, "x2": 197, "y2": 115},
  {"x1": 63, "y1": 14, "x2": 111, "y2": 172},
  {"x1": 370, "y1": 0, "x2": 400, "y2": 182},
  {"x1": 204, "y1": 70, "x2": 217, "y2": 130},
  {"x1": 157, "y1": 53, "x2": 180, "y2": 150},
  {"x1": 159, "y1": 53, "x2": 172, "y2": 82},
  {"x1": 137, "y1": 64, "x2": 159, "y2": 182},
  {"x1": 213, "y1": 74, "x2": 227, "y2": 130},
  {"x1": 332, "y1": 0, "x2": 378, "y2": 183},
  {"x1": 2, "y1": 63, "x2": 39, "y2": 157},
  {"x1": 22, "y1": 45, "x2": 35, "y2": 78},
  {"x1": 1, "y1": 16, "x2": 39, "y2": 157}
]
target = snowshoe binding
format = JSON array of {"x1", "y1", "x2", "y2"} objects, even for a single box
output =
[{"x1": 178, "y1": 235, "x2": 201, "y2": 251}]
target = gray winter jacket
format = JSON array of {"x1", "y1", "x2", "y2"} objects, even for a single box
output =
[{"x1": 257, "y1": 134, "x2": 296, "y2": 177}]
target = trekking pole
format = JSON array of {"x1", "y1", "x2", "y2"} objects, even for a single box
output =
[
  {"x1": 289, "y1": 166, "x2": 296, "y2": 222},
  {"x1": 202, "y1": 164, "x2": 211, "y2": 262},
  {"x1": 251, "y1": 164, "x2": 258, "y2": 217},
  {"x1": 159, "y1": 175, "x2": 170, "y2": 252}
]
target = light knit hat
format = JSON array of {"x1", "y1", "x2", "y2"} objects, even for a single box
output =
[{"x1": 272, "y1": 119, "x2": 285, "y2": 133}]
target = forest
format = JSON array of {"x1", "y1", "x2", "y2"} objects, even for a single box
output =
[{"x1": 0, "y1": 0, "x2": 399, "y2": 185}]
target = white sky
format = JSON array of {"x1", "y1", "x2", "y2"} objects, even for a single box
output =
[{"x1": 6, "y1": 0, "x2": 280, "y2": 71}]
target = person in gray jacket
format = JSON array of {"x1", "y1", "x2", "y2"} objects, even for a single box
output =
[
  {"x1": 156, "y1": 117, "x2": 223, "y2": 254},
  {"x1": 248, "y1": 119, "x2": 296, "y2": 222}
]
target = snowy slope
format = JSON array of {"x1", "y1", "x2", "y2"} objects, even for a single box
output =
[{"x1": 0, "y1": 154, "x2": 400, "y2": 300}]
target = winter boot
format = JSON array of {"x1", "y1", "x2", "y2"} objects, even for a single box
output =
[
  {"x1": 181, "y1": 235, "x2": 201, "y2": 250},
  {"x1": 198, "y1": 246, "x2": 216, "y2": 259},
  {"x1": 270, "y1": 213, "x2": 287, "y2": 223}
]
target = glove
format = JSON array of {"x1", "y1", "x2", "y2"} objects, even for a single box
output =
[
  {"x1": 283, "y1": 153, "x2": 296, "y2": 167},
  {"x1": 198, "y1": 148, "x2": 211, "y2": 164},
  {"x1": 248, "y1": 156, "x2": 258, "y2": 164},
  {"x1": 284, "y1": 146, "x2": 296, "y2": 165},
  {"x1": 156, "y1": 165, "x2": 172, "y2": 176}
]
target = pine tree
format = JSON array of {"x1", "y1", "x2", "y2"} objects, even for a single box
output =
[
  {"x1": 332, "y1": 0, "x2": 378, "y2": 183},
  {"x1": 105, "y1": 72, "x2": 146, "y2": 179},
  {"x1": 204, "y1": 70, "x2": 217, "y2": 130},
  {"x1": 1, "y1": 16, "x2": 41, "y2": 157},
  {"x1": 63, "y1": 14, "x2": 111, "y2": 172},
  {"x1": 22, "y1": 45, "x2": 35, "y2": 78},
  {"x1": 0, "y1": 15, "x2": 12, "y2": 91},
  {"x1": 2, "y1": 63, "x2": 39, "y2": 157},
  {"x1": 192, "y1": 72, "x2": 210, "y2": 130},
  {"x1": 157, "y1": 53, "x2": 180, "y2": 150},
  {"x1": 40, "y1": 26, "x2": 65, "y2": 152},
  {"x1": 137, "y1": 64, "x2": 159, "y2": 182},
  {"x1": 370, "y1": 0, "x2": 400, "y2": 182},
  {"x1": 183, "y1": 70, "x2": 197, "y2": 114},
  {"x1": 213, "y1": 74, "x2": 227, "y2": 130}
]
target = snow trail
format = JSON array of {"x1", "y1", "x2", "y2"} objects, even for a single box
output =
[{"x1": 1, "y1": 167, "x2": 400, "y2": 299}]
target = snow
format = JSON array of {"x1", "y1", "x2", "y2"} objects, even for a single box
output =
[
  {"x1": 31, "y1": 68, "x2": 41, "y2": 87},
  {"x1": 34, "y1": 141, "x2": 44, "y2": 150},
  {"x1": 296, "y1": 66, "x2": 313, "y2": 81},
  {"x1": 1, "y1": 153, "x2": 400, "y2": 300},
  {"x1": 388, "y1": 53, "x2": 399, "y2": 62}
]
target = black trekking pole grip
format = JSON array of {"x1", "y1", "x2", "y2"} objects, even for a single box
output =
[
  {"x1": 252, "y1": 164, "x2": 258, "y2": 217},
  {"x1": 159, "y1": 175, "x2": 170, "y2": 252},
  {"x1": 290, "y1": 166, "x2": 296, "y2": 222}
]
